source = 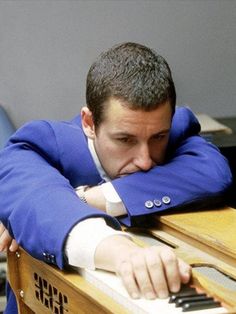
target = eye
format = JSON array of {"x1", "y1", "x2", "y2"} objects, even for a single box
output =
[
  {"x1": 118, "y1": 137, "x2": 130, "y2": 143},
  {"x1": 116, "y1": 137, "x2": 136, "y2": 144},
  {"x1": 152, "y1": 134, "x2": 166, "y2": 140}
]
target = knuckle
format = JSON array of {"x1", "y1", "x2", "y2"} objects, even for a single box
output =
[
  {"x1": 160, "y1": 248, "x2": 177, "y2": 264},
  {"x1": 147, "y1": 257, "x2": 161, "y2": 270},
  {"x1": 164, "y1": 253, "x2": 176, "y2": 265},
  {"x1": 130, "y1": 252, "x2": 145, "y2": 271},
  {"x1": 133, "y1": 261, "x2": 145, "y2": 273},
  {"x1": 117, "y1": 260, "x2": 132, "y2": 277},
  {"x1": 145, "y1": 247, "x2": 161, "y2": 267}
]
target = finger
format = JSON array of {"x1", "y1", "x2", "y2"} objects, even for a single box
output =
[
  {"x1": 0, "y1": 223, "x2": 6, "y2": 236},
  {"x1": 159, "y1": 246, "x2": 181, "y2": 294},
  {"x1": 117, "y1": 260, "x2": 140, "y2": 299},
  {"x1": 0, "y1": 229, "x2": 13, "y2": 251},
  {"x1": 145, "y1": 246, "x2": 169, "y2": 299},
  {"x1": 9, "y1": 239, "x2": 19, "y2": 252},
  {"x1": 131, "y1": 250, "x2": 156, "y2": 300},
  {"x1": 0, "y1": 242, "x2": 6, "y2": 252},
  {"x1": 178, "y1": 258, "x2": 192, "y2": 284}
]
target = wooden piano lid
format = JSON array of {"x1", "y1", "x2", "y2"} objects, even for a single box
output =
[{"x1": 154, "y1": 206, "x2": 236, "y2": 266}]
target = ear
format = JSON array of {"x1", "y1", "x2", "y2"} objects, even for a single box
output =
[{"x1": 81, "y1": 107, "x2": 95, "y2": 139}]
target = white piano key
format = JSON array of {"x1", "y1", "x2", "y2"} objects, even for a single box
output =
[
  {"x1": 182, "y1": 308, "x2": 228, "y2": 314},
  {"x1": 78, "y1": 268, "x2": 228, "y2": 314}
]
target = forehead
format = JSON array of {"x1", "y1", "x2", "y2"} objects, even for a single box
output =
[{"x1": 100, "y1": 98, "x2": 172, "y2": 132}]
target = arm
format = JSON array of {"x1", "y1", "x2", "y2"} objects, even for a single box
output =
[
  {"x1": 0, "y1": 120, "x2": 120, "y2": 268},
  {"x1": 113, "y1": 134, "x2": 232, "y2": 226},
  {"x1": 0, "y1": 220, "x2": 191, "y2": 299}
]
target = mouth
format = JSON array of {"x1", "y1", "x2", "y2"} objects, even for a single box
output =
[
  {"x1": 117, "y1": 174, "x2": 128, "y2": 178},
  {"x1": 117, "y1": 172, "x2": 135, "y2": 178}
]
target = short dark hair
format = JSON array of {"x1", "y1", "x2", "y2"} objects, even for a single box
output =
[{"x1": 86, "y1": 42, "x2": 176, "y2": 127}]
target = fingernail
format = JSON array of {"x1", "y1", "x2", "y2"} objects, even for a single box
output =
[
  {"x1": 183, "y1": 270, "x2": 191, "y2": 282},
  {"x1": 145, "y1": 292, "x2": 156, "y2": 300},
  {"x1": 131, "y1": 292, "x2": 139, "y2": 299},
  {"x1": 170, "y1": 283, "x2": 180, "y2": 293},
  {"x1": 158, "y1": 291, "x2": 168, "y2": 299}
]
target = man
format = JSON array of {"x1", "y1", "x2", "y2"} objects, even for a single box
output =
[{"x1": 0, "y1": 42, "x2": 232, "y2": 313}]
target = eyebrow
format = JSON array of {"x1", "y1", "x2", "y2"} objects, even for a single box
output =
[
  {"x1": 151, "y1": 129, "x2": 170, "y2": 137},
  {"x1": 112, "y1": 129, "x2": 170, "y2": 138}
]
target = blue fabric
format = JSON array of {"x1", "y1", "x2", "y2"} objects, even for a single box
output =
[
  {"x1": 0, "y1": 106, "x2": 232, "y2": 313},
  {"x1": 4, "y1": 283, "x2": 17, "y2": 314},
  {"x1": 0, "y1": 106, "x2": 15, "y2": 150}
]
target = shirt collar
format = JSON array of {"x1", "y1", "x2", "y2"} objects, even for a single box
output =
[{"x1": 88, "y1": 138, "x2": 110, "y2": 182}]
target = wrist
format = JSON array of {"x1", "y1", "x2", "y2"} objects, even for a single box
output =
[
  {"x1": 95, "y1": 235, "x2": 136, "y2": 272},
  {"x1": 84, "y1": 186, "x2": 107, "y2": 212},
  {"x1": 75, "y1": 185, "x2": 89, "y2": 203}
]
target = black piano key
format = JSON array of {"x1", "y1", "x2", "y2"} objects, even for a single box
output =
[
  {"x1": 177, "y1": 284, "x2": 196, "y2": 293},
  {"x1": 169, "y1": 285, "x2": 197, "y2": 303},
  {"x1": 175, "y1": 295, "x2": 210, "y2": 307},
  {"x1": 169, "y1": 292, "x2": 200, "y2": 303},
  {"x1": 182, "y1": 299, "x2": 222, "y2": 312}
]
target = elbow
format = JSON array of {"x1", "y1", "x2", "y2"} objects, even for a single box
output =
[{"x1": 210, "y1": 155, "x2": 233, "y2": 194}]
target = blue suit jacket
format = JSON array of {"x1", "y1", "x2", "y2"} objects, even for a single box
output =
[{"x1": 0, "y1": 107, "x2": 232, "y2": 313}]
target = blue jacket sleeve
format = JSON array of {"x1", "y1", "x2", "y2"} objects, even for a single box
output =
[{"x1": 0, "y1": 120, "x2": 120, "y2": 269}]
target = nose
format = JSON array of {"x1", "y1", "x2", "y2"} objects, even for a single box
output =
[{"x1": 134, "y1": 144, "x2": 153, "y2": 171}]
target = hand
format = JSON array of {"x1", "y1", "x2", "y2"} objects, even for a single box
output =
[
  {"x1": 0, "y1": 222, "x2": 19, "y2": 252},
  {"x1": 94, "y1": 235, "x2": 191, "y2": 299}
]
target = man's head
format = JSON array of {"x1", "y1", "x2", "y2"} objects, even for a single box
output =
[
  {"x1": 82, "y1": 42, "x2": 175, "y2": 178},
  {"x1": 86, "y1": 42, "x2": 176, "y2": 128}
]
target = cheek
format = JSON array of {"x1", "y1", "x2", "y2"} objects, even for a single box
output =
[
  {"x1": 151, "y1": 141, "x2": 169, "y2": 162},
  {"x1": 100, "y1": 143, "x2": 125, "y2": 166},
  {"x1": 105, "y1": 140, "x2": 130, "y2": 156},
  {"x1": 108, "y1": 145, "x2": 134, "y2": 170}
]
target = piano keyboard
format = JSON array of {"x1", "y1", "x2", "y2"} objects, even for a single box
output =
[{"x1": 78, "y1": 268, "x2": 228, "y2": 314}]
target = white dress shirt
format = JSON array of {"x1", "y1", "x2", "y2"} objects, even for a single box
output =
[{"x1": 65, "y1": 139, "x2": 130, "y2": 269}]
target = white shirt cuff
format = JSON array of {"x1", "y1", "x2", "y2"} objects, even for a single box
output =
[
  {"x1": 65, "y1": 218, "x2": 131, "y2": 270},
  {"x1": 101, "y1": 182, "x2": 127, "y2": 217}
]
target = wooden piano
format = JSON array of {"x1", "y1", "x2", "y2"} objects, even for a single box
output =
[{"x1": 7, "y1": 205, "x2": 236, "y2": 313}]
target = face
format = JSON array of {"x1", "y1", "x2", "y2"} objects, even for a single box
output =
[{"x1": 81, "y1": 98, "x2": 173, "y2": 179}]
